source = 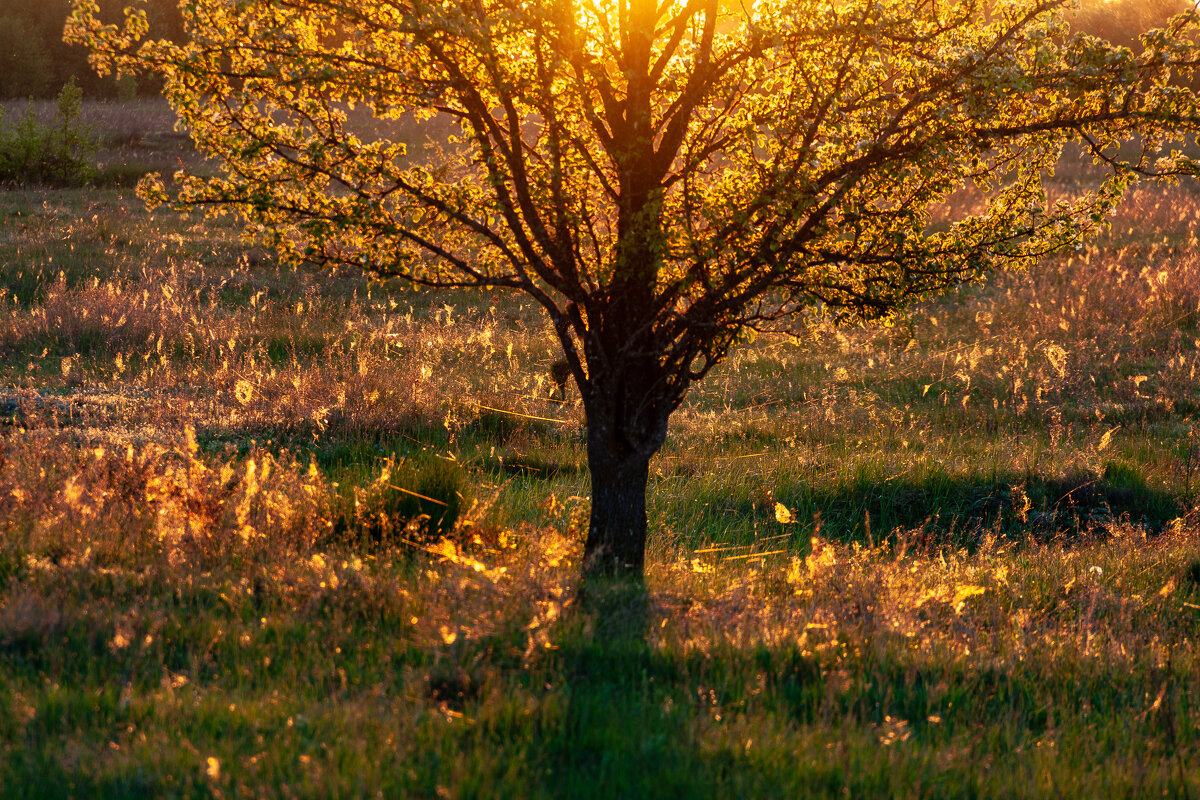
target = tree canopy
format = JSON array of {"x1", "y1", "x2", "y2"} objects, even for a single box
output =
[{"x1": 68, "y1": 0, "x2": 1200, "y2": 576}]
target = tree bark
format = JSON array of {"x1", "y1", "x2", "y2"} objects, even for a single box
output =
[{"x1": 582, "y1": 416, "x2": 653, "y2": 577}]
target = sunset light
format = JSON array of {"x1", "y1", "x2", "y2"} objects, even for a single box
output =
[{"x1": 0, "y1": 0, "x2": 1197, "y2": 796}]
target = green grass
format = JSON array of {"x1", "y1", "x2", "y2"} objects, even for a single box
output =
[
  {"x1": 0, "y1": 100, "x2": 1199, "y2": 798},
  {"x1": 1, "y1": 532, "x2": 1197, "y2": 798}
]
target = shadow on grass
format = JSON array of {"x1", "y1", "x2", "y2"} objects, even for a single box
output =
[
  {"x1": 679, "y1": 467, "x2": 1184, "y2": 552},
  {"x1": 514, "y1": 579, "x2": 827, "y2": 798},
  {"x1": 534, "y1": 578, "x2": 716, "y2": 797},
  {"x1": 478, "y1": 453, "x2": 588, "y2": 481},
  {"x1": 499, "y1": 581, "x2": 1022, "y2": 798},
  {"x1": 794, "y1": 468, "x2": 1181, "y2": 543},
  {"x1": 467, "y1": 578, "x2": 1194, "y2": 799}
]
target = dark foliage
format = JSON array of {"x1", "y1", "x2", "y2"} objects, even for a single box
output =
[{"x1": 0, "y1": 0, "x2": 183, "y2": 98}]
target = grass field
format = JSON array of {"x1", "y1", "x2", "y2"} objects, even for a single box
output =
[{"x1": 0, "y1": 100, "x2": 1198, "y2": 798}]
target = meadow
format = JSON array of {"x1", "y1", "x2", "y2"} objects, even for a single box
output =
[{"x1": 0, "y1": 100, "x2": 1198, "y2": 798}]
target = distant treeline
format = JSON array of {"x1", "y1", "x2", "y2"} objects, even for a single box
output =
[
  {"x1": 0, "y1": 0, "x2": 1193, "y2": 99},
  {"x1": 0, "y1": 0, "x2": 182, "y2": 99}
]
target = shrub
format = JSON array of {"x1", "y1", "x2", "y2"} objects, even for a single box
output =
[{"x1": 0, "y1": 80, "x2": 96, "y2": 187}]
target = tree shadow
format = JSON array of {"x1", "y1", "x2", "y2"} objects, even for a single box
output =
[
  {"x1": 532, "y1": 579, "x2": 698, "y2": 797},
  {"x1": 521, "y1": 578, "x2": 816, "y2": 797},
  {"x1": 515, "y1": 583, "x2": 970, "y2": 798},
  {"x1": 500, "y1": 586, "x2": 1183, "y2": 798}
]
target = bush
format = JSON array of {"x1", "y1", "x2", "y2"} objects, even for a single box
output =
[{"x1": 0, "y1": 80, "x2": 97, "y2": 187}]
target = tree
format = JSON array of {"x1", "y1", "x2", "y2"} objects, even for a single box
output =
[{"x1": 68, "y1": 0, "x2": 1200, "y2": 577}]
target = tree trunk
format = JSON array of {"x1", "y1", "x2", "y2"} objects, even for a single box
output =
[
  {"x1": 581, "y1": 402, "x2": 659, "y2": 578},
  {"x1": 575, "y1": 4, "x2": 673, "y2": 579},
  {"x1": 583, "y1": 439, "x2": 651, "y2": 577}
]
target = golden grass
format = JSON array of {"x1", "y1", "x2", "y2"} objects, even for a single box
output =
[{"x1": 1, "y1": 101, "x2": 1199, "y2": 797}]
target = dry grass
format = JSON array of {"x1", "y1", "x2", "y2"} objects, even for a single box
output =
[{"x1": 0, "y1": 100, "x2": 1199, "y2": 798}]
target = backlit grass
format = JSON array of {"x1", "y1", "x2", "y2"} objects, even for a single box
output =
[{"x1": 1, "y1": 100, "x2": 1198, "y2": 798}]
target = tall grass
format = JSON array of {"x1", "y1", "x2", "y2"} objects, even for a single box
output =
[{"x1": 0, "y1": 101, "x2": 1198, "y2": 797}]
